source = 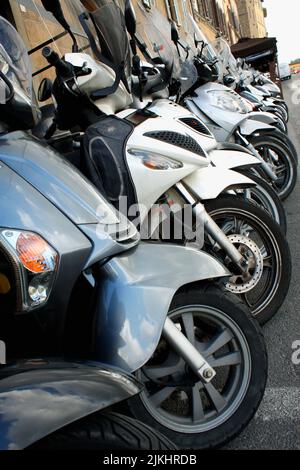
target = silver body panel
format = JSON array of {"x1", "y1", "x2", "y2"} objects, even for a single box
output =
[{"x1": 95, "y1": 242, "x2": 230, "y2": 372}]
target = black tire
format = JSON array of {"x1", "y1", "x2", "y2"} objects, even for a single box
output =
[
  {"x1": 237, "y1": 170, "x2": 287, "y2": 234},
  {"x1": 274, "y1": 115, "x2": 288, "y2": 134},
  {"x1": 271, "y1": 130, "x2": 298, "y2": 163},
  {"x1": 127, "y1": 286, "x2": 267, "y2": 449},
  {"x1": 248, "y1": 134, "x2": 297, "y2": 200},
  {"x1": 276, "y1": 104, "x2": 289, "y2": 123},
  {"x1": 205, "y1": 195, "x2": 291, "y2": 324},
  {"x1": 29, "y1": 412, "x2": 177, "y2": 450}
]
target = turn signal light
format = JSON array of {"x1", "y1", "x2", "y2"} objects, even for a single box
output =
[{"x1": 16, "y1": 232, "x2": 57, "y2": 273}]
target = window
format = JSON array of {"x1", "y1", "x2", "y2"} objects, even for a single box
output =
[{"x1": 165, "y1": 0, "x2": 181, "y2": 25}]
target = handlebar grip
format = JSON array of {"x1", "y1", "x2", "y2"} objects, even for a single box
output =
[{"x1": 42, "y1": 47, "x2": 74, "y2": 78}]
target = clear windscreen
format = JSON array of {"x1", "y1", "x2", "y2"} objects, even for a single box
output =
[
  {"x1": 136, "y1": 4, "x2": 179, "y2": 76},
  {"x1": 211, "y1": 37, "x2": 239, "y2": 82},
  {"x1": 136, "y1": 7, "x2": 199, "y2": 92},
  {"x1": 186, "y1": 15, "x2": 217, "y2": 63},
  {"x1": 0, "y1": 16, "x2": 32, "y2": 103}
]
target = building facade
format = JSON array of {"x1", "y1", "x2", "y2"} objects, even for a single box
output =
[
  {"x1": 236, "y1": 0, "x2": 267, "y2": 38},
  {"x1": 136, "y1": 0, "x2": 242, "y2": 44}
]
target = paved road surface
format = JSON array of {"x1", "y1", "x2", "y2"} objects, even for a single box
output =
[{"x1": 227, "y1": 75, "x2": 300, "y2": 449}]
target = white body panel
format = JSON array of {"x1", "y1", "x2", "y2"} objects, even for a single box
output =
[
  {"x1": 65, "y1": 53, "x2": 132, "y2": 115},
  {"x1": 183, "y1": 168, "x2": 255, "y2": 200},
  {"x1": 210, "y1": 150, "x2": 261, "y2": 170},
  {"x1": 188, "y1": 82, "x2": 278, "y2": 139}
]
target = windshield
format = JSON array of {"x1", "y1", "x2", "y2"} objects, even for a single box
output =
[
  {"x1": 211, "y1": 37, "x2": 239, "y2": 82},
  {"x1": 0, "y1": 16, "x2": 32, "y2": 103},
  {"x1": 88, "y1": 0, "x2": 132, "y2": 91},
  {"x1": 186, "y1": 15, "x2": 217, "y2": 63},
  {"x1": 136, "y1": 6, "x2": 199, "y2": 92},
  {"x1": 136, "y1": 4, "x2": 178, "y2": 74}
]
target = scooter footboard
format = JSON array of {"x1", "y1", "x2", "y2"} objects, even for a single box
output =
[
  {"x1": 94, "y1": 242, "x2": 230, "y2": 372},
  {"x1": 0, "y1": 359, "x2": 141, "y2": 450}
]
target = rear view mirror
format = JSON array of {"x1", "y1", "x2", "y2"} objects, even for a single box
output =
[
  {"x1": 171, "y1": 22, "x2": 179, "y2": 45},
  {"x1": 125, "y1": 0, "x2": 136, "y2": 37},
  {"x1": 41, "y1": 0, "x2": 78, "y2": 51},
  {"x1": 194, "y1": 33, "x2": 202, "y2": 49},
  {"x1": 224, "y1": 75, "x2": 236, "y2": 86},
  {"x1": 38, "y1": 78, "x2": 53, "y2": 102}
]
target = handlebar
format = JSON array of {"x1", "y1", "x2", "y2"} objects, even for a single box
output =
[{"x1": 42, "y1": 47, "x2": 74, "y2": 79}]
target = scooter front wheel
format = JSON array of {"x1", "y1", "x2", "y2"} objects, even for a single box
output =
[
  {"x1": 237, "y1": 170, "x2": 287, "y2": 234},
  {"x1": 127, "y1": 286, "x2": 267, "y2": 449},
  {"x1": 248, "y1": 135, "x2": 297, "y2": 200},
  {"x1": 205, "y1": 195, "x2": 291, "y2": 324}
]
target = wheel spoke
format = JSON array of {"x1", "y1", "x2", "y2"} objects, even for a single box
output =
[
  {"x1": 276, "y1": 165, "x2": 286, "y2": 176},
  {"x1": 145, "y1": 362, "x2": 182, "y2": 380},
  {"x1": 150, "y1": 386, "x2": 177, "y2": 407},
  {"x1": 263, "y1": 255, "x2": 273, "y2": 268},
  {"x1": 191, "y1": 384, "x2": 205, "y2": 422},
  {"x1": 182, "y1": 312, "x2": 195, "y2": 345},
  {"x1": 204, "y1": 383, "x2": 227, "y2": 412},
  {"x1": 203, "y1": 328, "x2": 234, "y2": 357},
  {"x1": 209, "y1": 351, "x2": 242, "y2": 368}
]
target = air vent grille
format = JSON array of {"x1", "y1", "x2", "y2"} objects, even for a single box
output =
[
  {"x1": 179, "y1": 117, "x2": 213, "y2": 137},
  {"x1": 144, "y1": 131, "x2": 206, "y2": 157}
]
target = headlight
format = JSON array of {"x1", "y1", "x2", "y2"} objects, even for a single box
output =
[
  {"x1": 0, "y1": 229, "x2": 58, "y2": 311},
  {"x1": 208, "y1": 90, "x2": 249, "y2": 114},
  {"x1": 128, "y1": 149, "x2": 183, "y2": 170}
]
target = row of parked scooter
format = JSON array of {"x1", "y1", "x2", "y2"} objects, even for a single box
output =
[{"x1": 0, "y1": 0, "x2": 296, "y2": 450}]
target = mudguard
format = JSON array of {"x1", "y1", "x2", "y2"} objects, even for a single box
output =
[
  {"x1": 216, "y1": 142, "x2": 254, "y2": 156},
  {"x1": 0, "y1": 359, "x2": 141, "y2": 450},
  {"x1": 209, "y1": 149, "x2": 261, "y2": 171},
  {"x1": 95, "y1": 242, "x2": 230, "y2": 372},
  {"x1": 238, "y1": 118, "x2": 275, "y2": 136},
  {"x1": 183, "y1": 167, "x2": 256, "y2": 200}
]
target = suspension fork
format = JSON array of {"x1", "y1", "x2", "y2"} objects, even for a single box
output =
[
  {"x1": 236, "y1": 130, "x2": 278, "y2": 182},
  {"x1": 175, "y1": 182, "x2": 248, "y2": 274}
]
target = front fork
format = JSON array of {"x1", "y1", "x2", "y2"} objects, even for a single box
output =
[
  {"x1": 236, "y1": 130, "x2": 278, "y2": 182},
  {"x1": 175, "y1": 182, "x2": 248, "y2": 274}
]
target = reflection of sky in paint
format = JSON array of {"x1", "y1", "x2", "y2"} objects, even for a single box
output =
[
  {"x1": 0, "y1": 384, "x2": 100, "y2": 450},
  {"x1": 264, "y1": 0, "x2": 300, "y2": 64}
]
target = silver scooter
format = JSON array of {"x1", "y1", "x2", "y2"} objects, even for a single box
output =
[{"x1": 0, "y1": 12, "x2": 267, "y2": 450}]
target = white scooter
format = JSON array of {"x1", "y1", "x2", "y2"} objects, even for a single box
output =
[
  {"x1": 39, "y1": 1, "x2": 291, "y2": 325},
  {"x1": 178, "y1": 15, "x2": 297, "y2": 200}
]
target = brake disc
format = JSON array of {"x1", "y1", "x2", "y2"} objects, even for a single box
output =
[{"x1": 225, "y1": 234, "x2": 264, "y2": 294}]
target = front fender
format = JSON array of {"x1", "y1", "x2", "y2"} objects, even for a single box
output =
[
  {"x1": 95, "y1": 243, "x2": 230, "y2": 372},
  {"x1": 0, "y1": 359, "x2": 141, "y2": 450},
  {"x1": 209, "y1": 149, "x2": 261, "y2": 171},
  {"x1": 183, "y1": 167, "x2": 256, "y2": 200},
  {"x1": 239, "y1": 118, "x2": 275, "y2": 136}
]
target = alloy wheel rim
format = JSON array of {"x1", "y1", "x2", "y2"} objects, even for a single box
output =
[
  {"x1": 207, "y1": 207, "x2": 281, "y2": 317},
  {"x1": 138, "y1": 306, "x2": 252, "y2": 433}
]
